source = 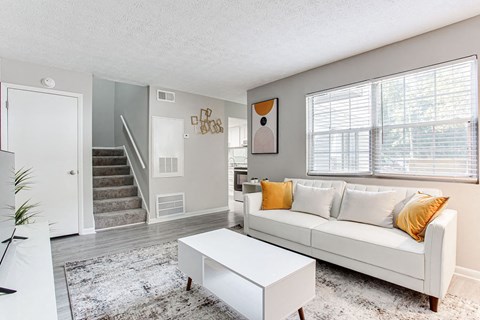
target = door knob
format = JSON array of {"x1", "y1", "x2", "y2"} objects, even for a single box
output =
[{"x1": 68, "y1": 170, "x2": 77, "y2": 175}]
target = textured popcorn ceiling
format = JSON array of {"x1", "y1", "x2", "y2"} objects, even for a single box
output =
[{"x1": 0, "y1": 1, "x2": 479, "y2": 103}]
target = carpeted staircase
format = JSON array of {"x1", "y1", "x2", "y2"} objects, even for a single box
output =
[{"x1": 92, "y1": 148, "x2": 147, "y2": 230}]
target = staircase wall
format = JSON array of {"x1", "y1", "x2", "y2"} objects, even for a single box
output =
[
  {"x1": 92, "y1": 79, "x2": 150, "y2": 208},
  {"x1": 92, "y1": 77, "x2": 115, "y2": 147},
  {"x1": 113, "y1": 82, "x2": 149, "y2": 206}
]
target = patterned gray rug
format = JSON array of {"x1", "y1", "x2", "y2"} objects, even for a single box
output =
[{"x1": 65, "y1": 227, "x2": 480, "y2": 320}]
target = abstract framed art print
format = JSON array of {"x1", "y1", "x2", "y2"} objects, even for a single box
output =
[{"x1": 251, "y1": 98, "x2": 278, "y2": 154}]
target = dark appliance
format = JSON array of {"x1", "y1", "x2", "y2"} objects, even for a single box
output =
[{"x1": 233, "y1": 167, "x2": 248, "y2": 202}]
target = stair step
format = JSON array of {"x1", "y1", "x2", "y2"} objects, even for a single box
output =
[
  {"x1": 93, "y1": 185, "x2": 138, "y2": 200},
  {"x1": 93, "y1": 148, "x2": 124, "y2": 157},
  {"x1": 93, "y1": 156, "x2": 127, "y2": 166},
  {"x1": 93, "y1": 175, "x2": 134, "y2": 188},
  {"x1": 93, "y1": 165, "x2": 130, "y2": 176},
  {"x1": 94, "y1": 208, "x2": 147, "y2": 230},
  {"x1": 93, "y1": 196, "x2": 142, "y2": 213}
]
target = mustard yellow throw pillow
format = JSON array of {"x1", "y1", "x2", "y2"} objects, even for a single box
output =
[
  {"x1": 397, "y1": 192, "x2": 449, "y2": 242},
  {"x1": 261, "y1": 181, "x2": 293, "y2": 210}
]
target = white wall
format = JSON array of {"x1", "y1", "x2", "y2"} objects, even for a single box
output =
[
  {"x1": 247, "y1": 15, "x2": 480, "y2": 272},
  {"x1": 149, "y1": 87, "x2": 245, "y2": 218},
  {"x1": 0, "y1": 58, "x2": 94, "y2": 231},
  {"x1": 225, "y1": 100, "x2": 247, "y2": 120}
]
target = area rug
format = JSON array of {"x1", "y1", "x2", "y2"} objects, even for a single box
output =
[{"x1": 65, "y1": 227, "x2": 480, "y2": 320}]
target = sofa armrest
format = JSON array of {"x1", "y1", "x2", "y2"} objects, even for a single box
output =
[
  {"x1": 424, "y1": 209, "x2": 457, "y2": 298},
  {"x1": 243, "y1": 192, "x2": 262, "y2": 234}
]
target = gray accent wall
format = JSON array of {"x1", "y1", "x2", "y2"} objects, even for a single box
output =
[
  {"x1": 0, "y1": 58, "x2": 95, "y2": 232},
  {"x1": 149, "y1": 88, "x2": 243, "y2": 218},
  {"x1": 92, "y1": 77, "x2": 115, "y2": 147},
  {"x1": 247, "y1": 15, "x2": 480, "y2": 272},
  {"x1": 113, "y1": 82, "x2": 149, "y2": 206}
]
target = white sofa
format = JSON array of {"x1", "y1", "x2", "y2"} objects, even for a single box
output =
[{"x1": 243, "y1": 178, "x2": 457, "y2": 312}]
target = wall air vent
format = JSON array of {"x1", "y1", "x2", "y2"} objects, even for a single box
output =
[
  {"x1": 156, "y1": 193, "x2": 185, "y2": 217},
  {"x1": 158, "y1": 157, "x2": 179, "y2": 174},
  {"x1": 157, "y1": 89, "x2": 175, "y2": 102}
]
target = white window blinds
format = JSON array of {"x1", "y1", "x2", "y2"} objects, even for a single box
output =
[
  {"x1": 374, "y1": 58, "x2": 478, "y2": 181},
  {"x1": 306, "y1": 57, "x2": 478, "y2": 181},
  {"x1": 307, "y1": 83, "x2": 372, "y2": 175}
]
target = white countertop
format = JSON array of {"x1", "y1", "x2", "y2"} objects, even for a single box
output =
[{"x1": 243, "y1": 182, "x2": 261, "y2": 186}]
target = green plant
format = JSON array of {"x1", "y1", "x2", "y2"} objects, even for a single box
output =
[{"x1": 12, "y1": 168, "x2": 39, "y2": 225}]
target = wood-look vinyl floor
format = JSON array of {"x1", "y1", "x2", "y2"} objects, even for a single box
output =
[{"x1": 51, "y1": 211, "x2": 480, "y2": 320}]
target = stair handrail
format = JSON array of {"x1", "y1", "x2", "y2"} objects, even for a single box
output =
[{"x1": 120, "y1": 115, "x2": 146, "y2": 169}]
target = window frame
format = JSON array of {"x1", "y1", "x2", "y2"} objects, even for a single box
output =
[
  {"x1": 306, "y1": 81, "x2": 373, "y2": 176},
  {"x1": 306, "y1": 56, "x2": 479, "y2": 183}
]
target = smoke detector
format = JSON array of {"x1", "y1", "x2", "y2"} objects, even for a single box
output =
[{"x1": 41, "y1": 77, "x2": 56, "y2": 88}]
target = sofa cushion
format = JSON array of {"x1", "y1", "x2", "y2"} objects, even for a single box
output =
[
  {"x1": 337, "y1": 189, "x2": 397, "y2": 228},
  {"x1": 311, "y1": 221, "x2": 425, "y2": 279},
  {"x1": 397, "y1": 192, "x2": 450, "y2": 242},
  {"x1": 249, "y1": 210, "x2": 328, "y2": 246},
  {"x1": 261, "y1": 181, "x2": 293, "y2": 210},
  {"x1": 285, "y1": 178, "x2": 347, "y2": 218},
  {"x1": 345, "y1": 183, "x2": 442, "y2": 228},
  {"x1": 291, "y1": 184, "x2": 336, "y2": 219}
]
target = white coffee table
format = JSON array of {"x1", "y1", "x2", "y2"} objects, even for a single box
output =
[{"x1": 178, "y1": 229, "x2": 316, "y2": 320}]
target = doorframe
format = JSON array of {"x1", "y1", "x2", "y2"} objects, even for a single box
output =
[{"x1": 0, "y1": 83, "x2": 85, "y2": 235}]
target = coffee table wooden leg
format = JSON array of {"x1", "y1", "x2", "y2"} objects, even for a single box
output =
[
  {"x1": 298, "y1": 307, "x2": 305, "y2": 320},
  {"x1": 186, "y1": 277, "x2": 192, "y2": 291}
]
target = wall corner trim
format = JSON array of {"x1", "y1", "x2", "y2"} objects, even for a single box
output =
[
  {"x1": 455, "y1": 266, "x2": 480, "y2": 282},
  {"x1": 148, "y1": 206, "x2": 230, "y2": 224},
  {"x1": 79, "y1": 227, "x2": 96, "y2": 235}
]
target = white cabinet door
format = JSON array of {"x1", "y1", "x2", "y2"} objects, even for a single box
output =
[
  {"x1": 240, "y1": 123, "x2": 247, "y2": 146},
  {"x1": 5, "y1": 88, "x2": 79, "y2": 237},
  {"x1": 228, "y1": 126, "x2": 240, "y2": 147}
]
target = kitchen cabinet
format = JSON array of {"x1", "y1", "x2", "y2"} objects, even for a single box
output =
[{"x1": 228, "y1": 123, "x2": 247, "y2": 148}]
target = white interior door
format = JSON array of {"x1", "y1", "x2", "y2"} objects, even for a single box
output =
[{"x1": 5, "y1": 87, "x2": 79, "y2": 237}]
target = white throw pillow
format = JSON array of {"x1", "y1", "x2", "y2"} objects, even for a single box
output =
[
  {"x1": 291, "y1": 184, "x2": 336, "y2": 219},
  {"x1": 337, "y1": 189, "x2": 397, "y2": 228}
]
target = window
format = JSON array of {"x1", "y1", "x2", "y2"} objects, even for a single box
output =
[
  {"x1": 307, "y1": 57, "x2": 478, "y2": 182},
  {"x1": 307, "y1": 83, "x2": 372, "y2": 175}
]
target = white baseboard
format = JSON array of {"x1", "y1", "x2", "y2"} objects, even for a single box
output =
[
  {"x1": 148, "y1": 206, "x2": 230, "y2": 224},
  {"x1": 96, "y1": 221, "x2": 145, "y2": 232},
  {"x1": 79, "y1": 227, "x2": 96, "y2": 235},
  {"x1": 455, "y1": 266, "x2": 480, "y2": 282}
]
